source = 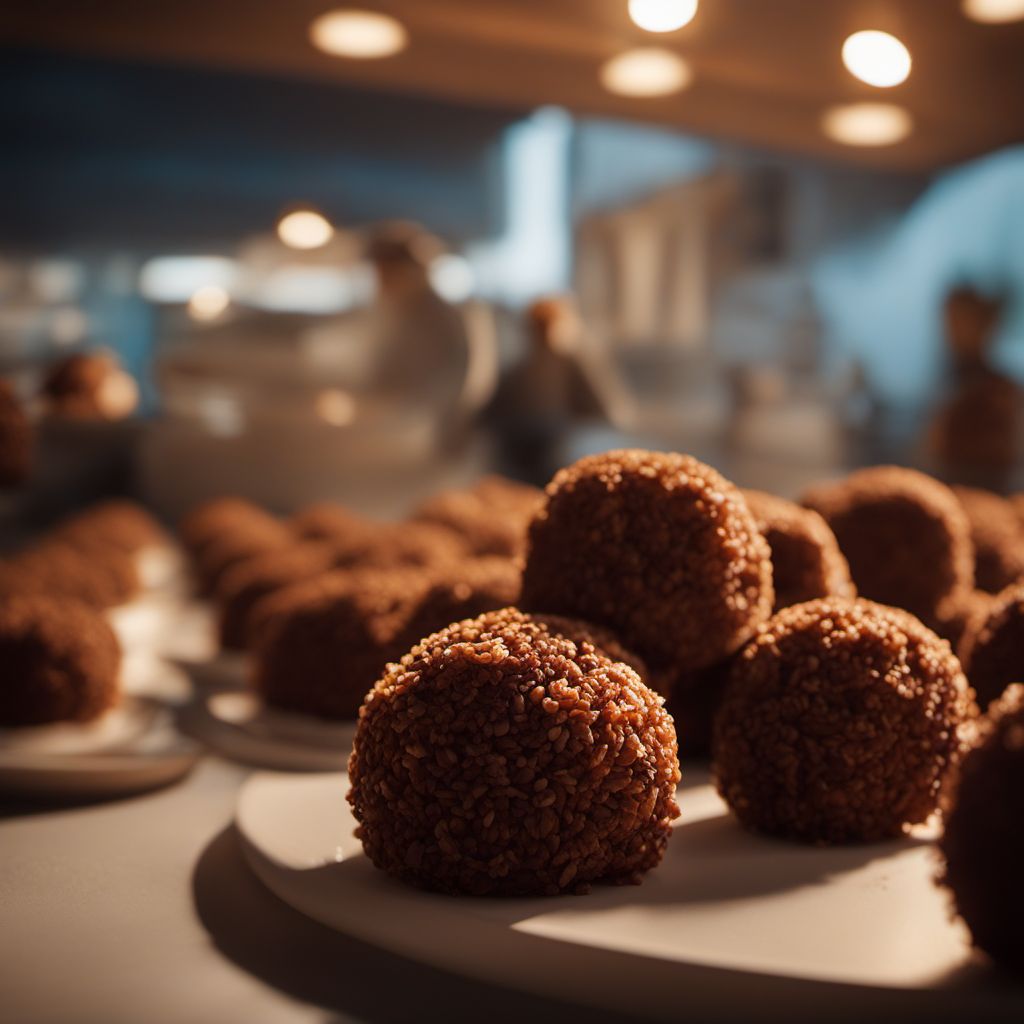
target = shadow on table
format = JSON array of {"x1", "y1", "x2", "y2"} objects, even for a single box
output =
[{"x1": 191, "y1": 825, "x2": 633, "y2": 1024}]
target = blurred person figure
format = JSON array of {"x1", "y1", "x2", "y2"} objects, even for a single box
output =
[
  {"x1": 488, "y1": 296, "x2": 609, "y2": 483},
  {"x1": 928, "y1": 286, "x2": 1021, "y2": 490}
]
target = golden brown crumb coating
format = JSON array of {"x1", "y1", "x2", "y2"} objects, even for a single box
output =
[
  {"x1": 0, "y1": 379, "x2": 32, "y2": 488},
  {"x1": 216, "y1": 541, "x2": 337, "y2": 650},
  {"x1": 0, "y1": 594, "x2": 120, "y2": 725},
  {"x1": 177, "y1": 497, "x2": 274, "y2": 557},
  {"x1": 939, "y1": 684, "x2": 1024, "y2": 976},
  {"x1": 713, "y1": 598, "x2": 977, "y2": 844},
  {"x1": 414, "y1": 476, "x2": 544, "y2": 558},
  {"x1": 742, "y1": 489, "x2": 855, "y2": 612},
  {"x1": 521, "y1": 450, "x2": 774, "y2": 676},
  {"x1": 347, "y1": 607, "x2": 681, "y2": 896},
  {"x1": 802, "y1": 466, "x2": 973, "y2": 630},
  {"x1": 0, "y1": 540, "x2": 140, "y2": 609},
  {"x1": 952, "y1": 486, "x2": 1024, "y2": 594},
  {"x1": 959, "y1": 582, "x2": 1024, "y2": 708},
  {"x1": 54, "y1": 500, "x2": 167, "y2": 556}
]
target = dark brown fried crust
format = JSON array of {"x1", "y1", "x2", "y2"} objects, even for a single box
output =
[
  {"x1": 347, "y1": 607, "x2": 681, "y2": 896},
  {"x1": 959, "y1": 582, "x2": 1024, "y2": 708},
  {"x1": 521, "y1": 450, "x2": 774, "y2": 675},
  {"x1": 0, "y1": 540, "x2": 140, "y2": 609},
  {"x1": 713, "y1": 598, "x2": 977, "y2": 844},
  {"x1": 177, "y1": 497, "x2": 275, "y2": 557},
  {"x1": 0, "y1": 594, "x2": 120, "y2": 725},
  {"x1": 0, "y1": 379, "x2": 32, "y2": 488},
  {"x1": 742, "y1": 489, "x2": 855, "y2": 612},
  {"x1": 413, "y1": 476, "x2": 544, "y2": 558},
  {"x1": 952, "y1": 486, "x2": 1024, "y2": 594},
  {"x1": 193, "y1": 518, "x2": 295, "y2": 593},
  {"x1": 54, "y1": 500, "x2": 167, "y2": 555},
  {"x1": 939, "y1": 685, "x2": 1024, "y2": 976},
  {"x1": 802, "y1": 466, "x2": 973, "y2": 630}
]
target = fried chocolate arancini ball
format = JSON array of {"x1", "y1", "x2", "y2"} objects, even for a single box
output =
[
  {"x1": 938, "y1": 588, "x2": 995, "y2": 655},
  {"x1": 952, "y1": 486, "x2": 1024, "y2": 594},
  {"x1": 0, "y1": 594, "x2": 120, "y2": 726},
  {"x1": 0, "y1": 379, "x2": 32, "y2": 488},
  {"x1": 713, "y1": 598, "x2": 977, "y2": 844},
  {"x1": 939, "y1": 685, "x2": 1024, "y2": 976},
  {"x1": 521, "y1": 450, "x2": 773, "y2": 677},
  {"x1": 347, "y1": 607, "x2": 681, "y2": 896},
  {"x1": 742, "y1": 489, "x2": 855, "y2": 612},
  {"x1": 252, "y1": 568, "x2": 429, "y2": 720},
  {"x1": 178, "y1": 497, "x2": 273, "y2": 557},
  {"x1": 959, "y1": 582, "x2": 1024, "y2": 709},
  {"x1": 194, "y1": 517, "x2": 295, "y2": 594},
  {"x1": 0, "y1": 540, "x2": 139, "y2": 609},
  {"x1": 802, "y1": 466, "x2": 973, "y2": 630},
  {"x1": 414, "y1": 476, "x2": 544, "y2": 558},
  {"x1": 216, "y1": 542, "x2": 336, "y2": 650},
  {"x1": 42, "y1": 350, "x2": 138, "y2": 420},
  {"x1": 55, "y1": 500, "x2": 167, "y2": 556}
]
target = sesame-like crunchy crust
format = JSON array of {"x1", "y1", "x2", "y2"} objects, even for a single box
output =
[
  {"x1": 939, "y1": 684, "x2": 1024, "y2": 975},
  {"x1": 521, "y1": 450, "x2": 774, "y2": 674},
  {"x1": 952, "y1": 486, "x2": 1024, "y2": 594},
  {"x1": 347, "y1": 608, "x2": 680, "y2": 896},
  {"x1": 802, "y1": 466, "x2": 974, "y2": 629},
  {"x1": 742, "y1": 489, "x2": 855, "y2": 612},
  {"x1": 0, "y1": 594, "x2": 120, "y2": 725},
  {"x1": 713, "y1": 598, "x2": 977, "y2": 843},
  {"x1": 959, "y1": 582, "x2": 1024, "y2": 708}
]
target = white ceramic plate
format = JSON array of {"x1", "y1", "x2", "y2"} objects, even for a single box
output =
[
  {"x1": 180, "y1": 691, "x2": 354, "y2": 772},
  {"x1": 236, "y1": 770, "x2": 1024, "y2": 1023},
  {"x1": 0, "y1": 697, "x2": 200, "y2": 798}
]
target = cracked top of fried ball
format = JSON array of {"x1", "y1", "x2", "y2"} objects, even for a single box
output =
[
  {"x1": 0, "y1": 379, "x2": 32, "y2": 488},
  {"x1": 959, "y1": 582, "x2": 1024, "y2": 709},
  {"x1": 742, "y1": 489, "x2": 855, "y2": 612},
  {"x1": 713, "y1": 597, "x2": 977, "y2": 844},
  {"x1": 939, "y1": 684, "x2": 1024, "y2": 976},
  {"x1": 0, "y1": 593, "x2": 120, "y2": 726},
  {"x1": 952, "y1": 486, "x2": 1024, "y2": 594},
  {"x1": 0, "y1": 540, "x2": 140, "y2": 609},
  {"x1": 347, "y1": 607, "x2": 681, "y2": 896},
  {"x1": 521, "y1": 450, "x2": 774, "y2": 675},
  {"x1": 802, "y1": 466, "x2": 974, "y2": 630}
]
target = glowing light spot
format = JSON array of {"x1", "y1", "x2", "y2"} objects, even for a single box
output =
[
  {"x1": 310, "y1": 10, "x2": 408, "y2": 59},
  {"x1": 601, "y1": 48, "x2": 693, "y2": 98},
  {"x1": 277, "y1": 210, "x2": 335, "y2": 251},
  {"x1": 822, "y1": 102, "x2": 913, "y2": 147},
  {"x1": 842, "y1": 30, "x2": 912, "y2": 88},
  {"x1": 628, "y1": 0, "x2": 698, "y2": 33}
]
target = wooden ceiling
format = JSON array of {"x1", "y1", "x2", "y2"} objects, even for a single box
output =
[{"x1": 5, "y1": 0, "x2": 1024, "y2": 171}]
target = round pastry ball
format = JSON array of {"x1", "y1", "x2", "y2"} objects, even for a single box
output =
[
  {"x1": 0, "y1": 594, "x2": 120, "y2": 725},
  {"x1": 959, "y1": 582, "x2": 1024, "y2": 709},
  {"x1": 178, "y1": 497, "x2": 274, "y2": 557},
  {"x1": 0, "y1": 378, "x2": 32, "y2": 488},
  {"x1": 937, "y1": 588, "x2": 995, "y2": 655},
  {"x1": 521, "y1": 450, "x2": 773, "y2": 675},
  {"x1": 939, "y1": 685, "x2": 1024, "y2": 976},
  {"x1": 216, "y1": 541, "x2": 336, "y2": 650},
  {"x1": 252, "y1": 567, "x2": 429, "y2": 720},
  {"x1": 194, "y1": 516, "x2": 295, "y2": 593},
  {"x1": 292, "y1": 502, "x2": 371, "y2": 546},
  {"x1": 802, "y1": 466, "x2": 973, "y2": 629},
  {"x1": 414, "y1": 476, "x2": 544, "y2": 558},
  {"x1": 42, "y1": 350, "x2": 138, "y2": 420},
  {"x1": 952, "y1": 486, "x2": 1024, "y2": 594},
  {"x1": 714, "y1": 597, "x2": 977, "y2": 844},
  {"x1": 56, "y1": 500, "x2": 166, "y2": 556},
  {"x1": 348, "y1": 608, "x2": 681, "y2": 896},
  {"x1": 0, "y1": 540, "x2": 140, "y2": 609},
  {"x1": 742, "y1": 489, "x2": 854, "y2": 612}
]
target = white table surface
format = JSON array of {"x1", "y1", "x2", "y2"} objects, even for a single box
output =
[{"x1": 1, "y1": 755, "x2": 626, "y2": 1024}]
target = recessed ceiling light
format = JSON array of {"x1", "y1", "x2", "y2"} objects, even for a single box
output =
[
  {"x1": 601, "y1": 48, "x2": 693, "y2": 98},
  {"x1": 842, "y1": 30, "x2": 912, "y2": 88},
  {"x1": 962, "y1": 0, "x2": 1024, "y2": 23},
  {"x1": 309, "y1": 9, "x2": 408, "y2": 60},
  {"x1": 628, "y1": 0, "x2": 698, "y2": 33},
  {"x1": 822, "y1": 102, "x2": 913, "y2": 147},
  {"x1": 277, "y1": 209, "x2": 335, "y2": 250},
  {"x1": 188, "y1": 284, "x2": 230, "y2": 321}
]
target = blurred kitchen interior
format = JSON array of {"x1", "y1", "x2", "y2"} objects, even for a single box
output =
[{"x1": 2, "y1": 0, "x2": 1023, "y2": 523}]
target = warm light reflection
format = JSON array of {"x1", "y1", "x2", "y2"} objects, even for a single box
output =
[
  {"x1": 188, "y1": 284, "x2": 230, "y2": 321},
  {"x1": 429, "y1": 254, "x2": 475, "y2": 303},
  {"x1": 600, "y1": 48, "x2": 692, "y2": 98},
  {"x1": 841, "y1": 30, "x2": 912, "y2": 88},
  {"x1": 97, "y1": 371, "x2": 139, "y2": 420},
  {"x1": 309, "y1": 9, "x2": 408, "y2": 59},
  {"x1": 962, "y1": 0, "x2": 1024, "y2": 22},
  {"x1": 315, "y1": 389, "x2": 357, "y2": 427},
  {"x1": 628, "y1": 0, "x2": 698, "y2": 33},
  {"x1": 277, "y1": 209, "x2": 335, "y2": 250},
  {"x1": 822, "y1": 102, "x2": 913, "y2": 146}
]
